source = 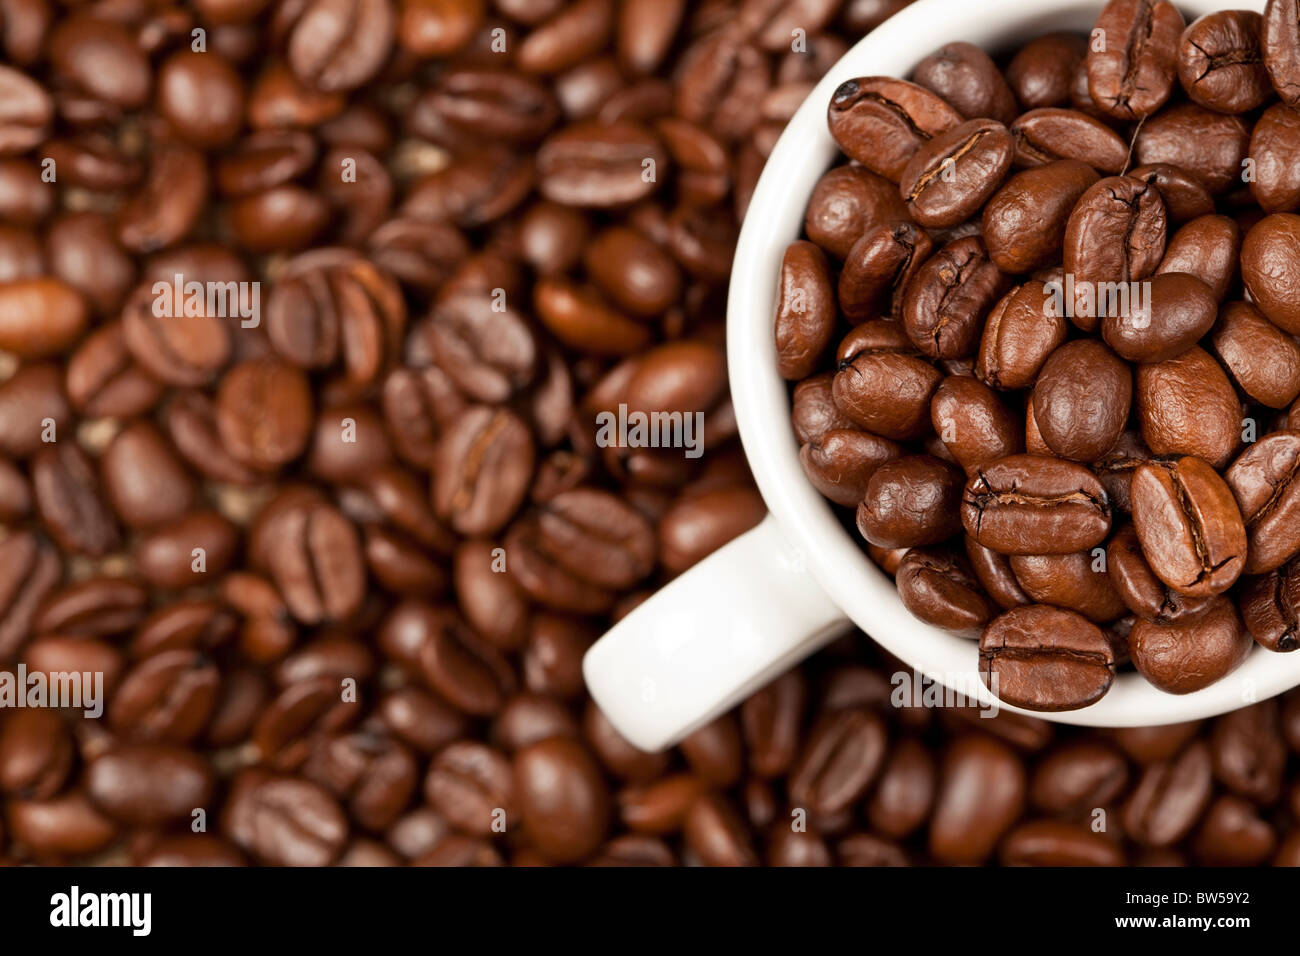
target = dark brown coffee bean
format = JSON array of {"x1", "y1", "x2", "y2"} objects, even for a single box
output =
[
  {"x1": 856, "y1": 455, "x2": 964, "y2": 550},
  {"x1": 423, "y1": 741, "x2": 513, "y2": 836},
  {"x1": 1001, "y1": 819, "x2": 1125, "y2": 866},
  {"x1": 901, "y1": 237, "x2": 1009, "y2": 360},
  {"x1": 899, "y1": 119, "x2": 1014, "y2": 228},
  {"x1": 5, "y1": 791, "x2": 118, "y2": 860},
  {"x1": 251, "y1": 489, "x2": 365, "y2": 625},
  {"x1": 912, "y1": 41, "x2": 1017, "y2": 125},
  {"x1": 215, "y1": 359, "x2": 314, "y2": 472},
  {"x1": 896, "y1": 546, "x2": 995, "y2": 636},
  {"x1": 1030, "y1": 740, "x2": 1129, "y2": 817},
  {"x1": 774, "y1": 240, "x2": 835, "y2": 380},
  {"x1": 963, "y1": 455, "x2": 1112, "y2": 555},
  {"x1": 49, "y1": 14, "x2": 151, "y2": 108},
  {"x1": 929, "y1": 734, "x2": 1026, "y2": 865},
  {"x1": 536, "y1": 120, "x2": 665, "y2": 208},
  {"x1": 222, "y1": 770, "x2": 348, "y2": 866},
  {"x1": 1214, "y1": 303, "x2": 1300, "y2": 411},
  {"x1": 1010, "y1": 550, "x2": 1126, "y2": 624},
  {"x1": 1135, "y1": 104, "x2": 1249, "y2": 195},
  {"x1": 1108, "y1": 522, "x2": 1215, "y2": 624},
  {"x1": 1131, "y1": 596, "x2": 1251, "y2": 693},
  {"x1": 0, "y1": 278, "x2": 88, "y2": 359},
  {"x1": 1264, "y1": 0, "x2": 1300, "y2": 106},
  {"x1": 1006, "y1": 33, "x2": 1088, "y2": 109},
  {"x1": 1008, "y1": 108, "x2": 1129, "y2": 172},
  {"x1": 976, "y1": 283, "x2": 1068, "y2": 391},
  {"x1": 803, "y1": 164, "x2": 910, "y2": 259},
  {"x1": 827, "y1": 76, "x2": 962, "y2": 181},
  {"x1": 1210, "y1": 700, "x2": 1287, "y2": 803},
  {"x1": 1177, "y1": 11, "x2": 1269, "y2": 114},
  {"x1": 980, "y1": 605, "x2": 1115, "y2": 711},
  {"x1": 800, "y1": 428, "x2": 901, "y2": 508},
  {"x1": 1243, "y1": 214, "x2": 1300, "y2": 335},
  {"x1": 432, "y1": 406, "x2": 534, "y2": 536},
  {"x1": 983, "y1": 160, "x2": 1099, "y2": 274},
  {"x1": 1131, "y1": 457, "x2": 1246, "y2": 598},
  {"x1": 1122, "y1": 739, "x2": 1212, "y2": 846},
  {"x1": 1241, "y1": 558, "x2": 1300, "y2": 652},
  {"x1": 514, "y1": 737, "x2": 609, "y2": 862},
  {"x1": 838, "y1": 221, "x2": 933, "y2": 323},
  {"x1": 0, "y1": 709, "x2": 72, "y2": 799},
  {"x1": 31, "y1": 444, "x2": 119, "y2": 558},
  {"x1": 1155, "y1": 214, "x2": 1239, "y2": 301},
  {"x1": 1063, "y1": 175, "x2": 1167, "y2": 333},
  {"x1": 789, "y1": 708, "x2": 887, "y2": 817},
  {"x1": 110, "y1": 649, "x2": 220, "y2": 743},
  {"x1": 1086, "y1": 0, "x2": 1185, "y2": 120},
  {"x1": 1224, "y1": 432, "x2": 1300, "y2": 575},
  {"x1": 1102, "y1": 273, "x2": 1217, "y2": 364},
  {"x1": 833, "y1": 321, "x2": 942, "y2": 440},
  {"x1": 1136, "y1": 347, "x2": 1242, "y2": 469},
  {"x1": 1032, "y1": 340, "x2": 1131, "y2": 463},
  {"x1": 85, "y1": 744, "x2": 214, "y2": 827}
]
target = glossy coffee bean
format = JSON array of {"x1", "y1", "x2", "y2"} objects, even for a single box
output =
[
  {"x1": 1131, "y1": 597, "x2": 1252, "y2": 694},
  {"x1": 895, "y1": 547, "x2": 995, "y2": 636},
  {"x1": 962, "y1": 455, "x2": 1112, "y2": 556},
  {"x1": 826, "y1": 76, "x2": 962, "y2": 181},
  {"x1": 1086, "y1": 0, "x2": 1184, "y2": 120},
  {"x1": 1131, "y1": 457, "x2": 1246, "y2": 598},
  {"x1": 855, "y1": 455, "x2": 963, "y2": 550},
  {"x1": 929, "y1": 734, "x2": 1025, "y2": 865},
  {"x1": 981, "y1": 605, "x2": 1115, "y2": 711}
]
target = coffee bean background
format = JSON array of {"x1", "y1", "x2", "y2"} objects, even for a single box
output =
[{"x1": 0, "y1": 0, "x2": 1299, "y2": 868}]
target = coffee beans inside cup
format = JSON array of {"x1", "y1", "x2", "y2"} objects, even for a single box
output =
[{"x1": 779, "y1": 0, "x2": 1300, "y2": 711}]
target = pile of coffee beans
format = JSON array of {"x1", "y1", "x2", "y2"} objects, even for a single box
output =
[
  {"x1": 780, "y1": 0, "x2": 1300, "y2": 712},
  {"x1": 2, "y1": 0, "x2": 1297, "y2": 869}
]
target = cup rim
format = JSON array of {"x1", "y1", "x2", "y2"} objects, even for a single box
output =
[{"x1": 724, "y1": 0, "x2": 1293, "y2": 727}]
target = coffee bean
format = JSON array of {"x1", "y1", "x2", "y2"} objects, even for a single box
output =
[
  {"x1": 1135, "y1": 346, "x2": 1242, "y2": 469},
  {"x1": 804, "y1": 164, "x2": 910, "y2": 259},
  {"x1": 1030, "y1": 740, "x2": 1129, "y2": 817},
  {"x1": 929, "y1": 734, "x2": 1025, "y2": 865},
  {"x1": 1032, "y1": 340, "x2": 1131, "y2": 463},
  {"x1": 1242, "y1": 214, "x2": 1300, "y2": 334},
  {"x1": 1086, "y1": 0, "x2": 1184, "y2": 120},
  {"x1": 981, "y1": 605, "x2": 1116, "y2": 711},
  {"x1": 856, "y1": 455, "x2": 964, "y2": 550},
  {"x1": 774, "y1": 240, "x2": 835, "y2": 380},
  {"x1": 1131, "y1": 597, "x2": 1252, "y2": 694},
  {"x1": 896, "y1": 546, "x2": 995, "y2": 636},
  {"x1": 899, "y1": 119, "x2": 1014, "y2": 228},
  {"x1": 514, "y1": 737, "x2": 609, "y2": 862},
  {"x1": 1009, "y1": 108, "x2": 1129, "y2": 172},
  {"x1": 827, "y1": 76, "x2": 962, "y2": 181},
  {"x1": 1156, "y1": 215, "x2": 1239, "y2": 301},
  {"x1": 1006, "y1": 33, "x2": 1087, "y2": 109},
  {"x1": 1241, "y1": 558, "x2": 1300, "y2": 652},
  {"x1": 1122, "y1": 740, "x2": 1212, "y2": 846},
  {"x1": 962, "y1": 455, "x2": 1112, "y2": 556},
  {"x1": 983, "y1": 160, "x2": 1099, "y2": 274},
  {"x1": 976, "y1": 283, "x2": 1067, "y2": 390},
  {"x1": 1178, "y1": 11, "x2": 1269, "y2": 114},
  {"x1": 901, "y1": 237, "x2": 1010, "y2": 360}
]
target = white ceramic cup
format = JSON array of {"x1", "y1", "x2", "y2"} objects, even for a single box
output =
[{"x1": 583, "y1": 0, "x2": 1295, "y2": 753}]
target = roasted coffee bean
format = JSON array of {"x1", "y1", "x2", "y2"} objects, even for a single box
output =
[
  {"x1": 833, "y1": 321, "x2": 942, "y2": 440},
  {"x1": 1135, "y1": 347, "x2": 1242, "y2": 469},
  {"x1": 1224, "y1": 432, "x2": 1300, "y2": 574},
  {"x1": 432, "y1": 406, "x2": 535, "y2": 536},
  {"x1": 826, "y1": 77, "x2": 962, "y2": 181},
  {"x1": 1030, "y1": 740, "x2": 1129, "y2": 817},
  {"x1": 1131, "y1": 163, "x2": 1215, "y2": 225},
  {"x1": 1122, "y1": 740, "x2": 1213, "y2": 846},
  {"x1": 222, "y1": 771, "x2": 348, "y2": 866},
  {"x1": 855, "y1": 455, "x2": 964, "y2": 550},
  {"x1": 1210, "y1": 701, "x2": 1287, "y2": 803},
  {"x1": 1264, "y1": 0, "x2": 1300, "y2": 106},
  {"x1": 85, "y1": 744, "x2": 214, "y2": 827},
  {"x1": 929, "y1": 376, "x2": 1021, "y2": 475},
  {"x1": 1063, "y1": 176, "x2": 1167, "y2": 333},
  {"x1": 980, "y1": 605, "x2": 1116, "y2": 711},
  {"x1": 1032, "y1": 341, "x2": 1131, "y2": 463},
  {"x1": 1008, "y1": 108, "x2": 1129, "y2": 172},
  {"x1": 962, "y1": 455, "x2": 1112, "y2": 556},
  {"x1": 1177, "y1": 11, "x2": 1269, "y2": 114},
  {"x1": 800, "y1": 428, "x2": 901, "y2": 507},
  {"x1": 1134, "y1": 104, "x2": 1249, "y2": 195},
  {"x1": 838, "y1": 221, "x2": 932, "y2": 322},
  {"x1": 1242, "y1": 214, "x2": 1300, "y2": 335},
  {"x1": 774, "y1": 240, "x2": 835, "y2": 379},
  {"x1": 895, "y1": 547, "x2": 995, "y2": 636},
  {"x1": 1131, "y1": 457, "x2": 1246, "y2": 598},
  {"x1": 929, "y1": 734, "x2": 1026, "y2": 865},
  {"x1": 976, "y1": 282, "x2": 1067, "y2": 391},
  {"x1": 1131, "y1": 597, "x2": 1252, "y2": 694},
  {"x1": 983, "y1": 161, "x2": 1099, "y2": 274},
  {"x1": 912, "y1": 42, "x2": 1017, "y2": 125},
  {"x1": 1155, "y1": 215, "x2": 1239, "y2": 302},
  {"x1": 514, "y1": 737, "x2": 609, "y2": 862},
  {"x1": 901, "y1": 237, "x2": 1009, "y2": 360},
  {"x1": 898, "y1": 119, "x2": 1014, "y2": 229},
  {"x1": 1009, "y1": 551, "x2": 1126, "y2": 624},
  {"x1": 803, "y1": 164, "x2": 910, "y2": 259},
  {"x1": 1214, "y1": 302, "x2": 1300, "y2": 410},
  {"x1": 1108, "y1": 523, "x2": 1214, "y2": 624},
  {"x1": 1241, "y1": 559, "x2": 1300, "y2": 652},
  {"x1": 1101, "y1": 273, "x2": 1216, "y2": 364},
  {"x1": 789, "y1": 708, "x2": 887, "y2": 817},
  {"x1": 1001, "y1": 819, "x2": 1125, "y2": 866},
  {"x1": 1006, "y1": 33, "x2": 1088, "y2": 109},
  {"x1": 1086, "y1": 0, "x2": 1184, "y2": 120}
]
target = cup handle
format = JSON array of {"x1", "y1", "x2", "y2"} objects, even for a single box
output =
[{"x1": 582, "y1": 514, "x2": 850, "y2": 752}]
